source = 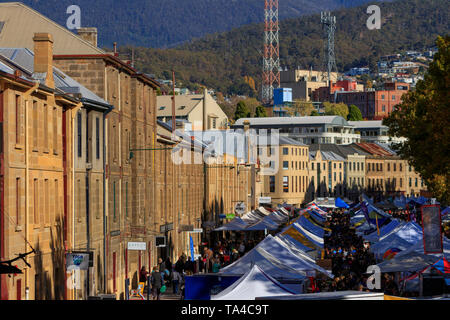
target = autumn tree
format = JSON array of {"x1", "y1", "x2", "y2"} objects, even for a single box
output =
[
  {"x1": 383, "y1": 35, "x2": 450, "y2": 204},
  {"x1": 286, "y1": 99, "x2": 315, "y2": 116}
]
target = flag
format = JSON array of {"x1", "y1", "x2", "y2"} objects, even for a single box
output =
[
  {"x1": 190, "y1": 236, "x2": 195, "y2": 262},
  {"x1": 360, "y1": 201, "x2": 372, "y2": 227}
]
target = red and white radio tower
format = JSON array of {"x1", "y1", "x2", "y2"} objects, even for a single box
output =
[{"x1": 262, "y1": 0, "x2": 280, "y2": 104}]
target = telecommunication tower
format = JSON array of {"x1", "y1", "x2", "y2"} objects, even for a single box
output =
[
  {"x1": 262, "y1": 0, "x2": 280, "y2": 104},
  {"x1": 321, "y1": 11, "x2": 338, "y2": 86}
]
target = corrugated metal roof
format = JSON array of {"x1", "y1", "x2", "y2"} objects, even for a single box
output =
[
  {"x1": 355, "y1": 142, "x2": 394, "y2": 156},
  {"x1": 234, "y1": 116, "x2": 350, "y2": 127},
  {"x1": 309, "y1": 143, "x2": 370, "y2": 157},
  {"x1": 0, "y1": 2, "x2": 103, "y2": 55},
  {"x1": 348, "y1": 120, "x2": 386, "y2": 129},
  {"x1": 0, "y1": 47, "x2": 109, "y2": 106},
  {"x1": 279, "y1": 136, "x2": 306, "y2": 146}
]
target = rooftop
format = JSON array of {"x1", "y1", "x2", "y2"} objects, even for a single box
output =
[
  {"x1": 348, "y1": 121, "x2": 386, "y2": 129},
  {"x1": 157, "y1": 94, "x2": 204, "y2": 117},
  {"x1": 0, "y1": 47, "x2": 110, "y2": 108},
  {"x1": 355, "y1": 142, "x2": 395, "y2": 157},
  {"x1": 234, "y1": 116, "x2": 351, "y2": 127}
]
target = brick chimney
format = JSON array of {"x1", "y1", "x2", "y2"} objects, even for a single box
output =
[
  {"x1": 77, "y1": 27, "x2": 98, "y2": 47},
  {"x1": 33, "y1": 33, "x2": 54, "y2": 88}
]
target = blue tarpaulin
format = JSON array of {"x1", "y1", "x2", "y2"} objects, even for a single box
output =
[{"x1": 335, "y1": 197, "x2": 349, "y2": 209}]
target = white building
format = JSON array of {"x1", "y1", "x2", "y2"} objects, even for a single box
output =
[
  {"x1": 233, "y1": 116, "x2": 361, "y2": 145},
  {"x1": 348, "y1": 121, "x2": 406, "y2": 144}
]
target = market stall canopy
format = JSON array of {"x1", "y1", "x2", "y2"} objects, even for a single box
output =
[
  {"x1": 364, "y1": 220, "x2": 403, "y2": 242},
  {"x1": 309, "y1": 198, "x2": 336, "y2": 209},
  {"x1": 214, "y1": 217, "x2": 247, "y2": 231},
  {"x1": 376, "y1": 253, "x2": 438, "y2": 273},
  {"x1": 297, "y1": 215, "x2": 325, "y2": 238},
  {"x1": 370, "y1": 234, "x2": 415, "y2": 260},
  {"x1": 335, "y1": 197, "x2": 350, "y2": 209},
  {"x1": 220, "y1": 235, "x2": 332, "y2": 278},
  {"x1": 211, "y1": 265, "x2": 298, "y2": 300}
]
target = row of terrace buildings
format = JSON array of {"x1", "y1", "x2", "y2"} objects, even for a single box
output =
[
  {"x1": 232, "y1": 117, "x2": 426, "y2": 208},
  {"x1": 0, "y1": 3, "x2": 255, "y2": 300}
]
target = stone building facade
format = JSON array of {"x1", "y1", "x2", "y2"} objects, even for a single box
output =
[{"x1": 0, "y1": 34, "x2": 79, "y2": 300}]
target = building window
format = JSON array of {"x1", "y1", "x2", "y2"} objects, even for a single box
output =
[
  {"x1": 44, "y1": 104, "x2": 48, "y2": 151},
  {"x1": 53, "y1": 107, "x2": 58, "y2": 154},
  {"x1": 409, "y1": 178, "x2": 412, "y2": 187},
  {"x1": 312, "y1": 163, "x2": 314, "y2": 170},
  {"x1": 399, "y1": 163, "x2": 403, "y2": 172},
  {"x1": 33, "y1": 179, "x2": 38, "y2": 225},
  {"x1": 33, "y1": 101, "x2": 38, "y2": 150},
  {"x1": 283, "y1": 148, "x2": 288, "y2": 155},
  {"x1": 400, "y1": 178, "x2": 403, "y2": 187},
  {"x1": 283, "y1": 161, "x2": 289, "y2": 170},
  {"x1": 269, "y1": 176, "x2": 275, "y2": 193},
  {"x1": 15, "y1": 95, "x2": 21, "y2": 145},
  {"x1": 392, "y1": 95, "x2": 396, "y2": 100},
  {"x1": 44, "y1": 179, "x2": 49, "y2": 225},
  {"x1": 77, "y1": 112, "x2": 82, "y2": 157},
  {"x1": 393, "y1": 163, "x2": 396, "y2": 171},
  {"x1": 388, "y1": 163, "x2": 390, "y2": 171},
  {"x1": 283, "y1": 176, "x2": 289, "y2": 193},
  {"x1": 96, "y1": 117, "x2": 100, "y2": 159},
  {"x1": 382, "y1": 105, "x2": 386, "y2": 112},
  {"x1": 415, "y1": 178, "x2": 418, "y2": 187},
  {"x1": 16, "y1": 178, "x2": 20, "y2": 225},
  {"x1": 113, "y1": 181, "x2": 116, "y2": 221}
]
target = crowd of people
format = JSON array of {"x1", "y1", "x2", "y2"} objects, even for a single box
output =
[{"x1": 137, "y1": 202, "x2": 447, "y2": 299}]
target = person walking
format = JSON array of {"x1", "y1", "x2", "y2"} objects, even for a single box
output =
[
  {"x1": 150, "y1": 266, "x2": 164, "y2": 300},
  {"x1": 172, "y1": 268, "x2": 182, "y2": 295}
]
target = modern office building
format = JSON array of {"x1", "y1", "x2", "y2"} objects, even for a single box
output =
[{"x1": 233, "y1": 116, "x2": 360, "y2": 145}]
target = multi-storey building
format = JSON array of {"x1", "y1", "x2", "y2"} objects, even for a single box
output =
[
  {"x1": 0, "y1": 33, "x2": 92, "y2": 300},
  {"x1": 261, "y1": 137, "x2": 310, "y2": 208},
  {"x1": 334, "y1": 82, "x2": 410, "y2": 120},
  {"x1": 348, "y1": 120, "x2": 406, "y2": 144},
  {"x1": 308, "y1": 150, "x2": 345, "y2": 201},
  {"x1": 280, "y1": 69, "x2": 338, "y2": 101},
  {"x1": 309, "y1": 144, "x2": 370, "y2": 202},
  {"x1": 157, "y1": 90, "x2": 228, "y2": 130},
  {"x1": 232, "y1": 116, "x2": 360, "y2": 145}
]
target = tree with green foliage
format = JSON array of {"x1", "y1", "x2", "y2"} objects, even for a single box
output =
[
  {"x1": 383, "y1": 36, "x2": 450, "y2": 205},
  {"x1": 286, "y1": 100, "x2": 315, "y2": 116},
  {"x1": 310, "y1": 110, "x2": 320, "y2": 116},
  {"x1": 255, "y1": 105, "x2": 267, "y2": 118},
  {"x1": 323, "y1": 102, "x2": 349, "y2": 119},
  {"x1": 347, "y1": 104, "x2": 363, "y2": 121},
  {"x1": 234, "y1": 101, "x2": 251, "y2": 121}
]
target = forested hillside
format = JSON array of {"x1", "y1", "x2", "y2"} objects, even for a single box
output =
[
  {"x1": 123, "y1": 0, "x2": 449, "y2": 96},
  {"x1": 2, "y1": 0, "x2": 389, "y2": 48}
]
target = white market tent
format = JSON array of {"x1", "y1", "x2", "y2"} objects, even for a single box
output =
[
  {"x1": 219, "y1": 235, "x2": 332, "y2": 279},
  {"x1": 376, "y1": 253, "x2": 438, "y2": 273},
  {"x1": 218, "y1": 245, "x2": 307, "y2": 280},
  {"x1": 211, "y1": 264, "x2": 298, "y2": 300}
]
